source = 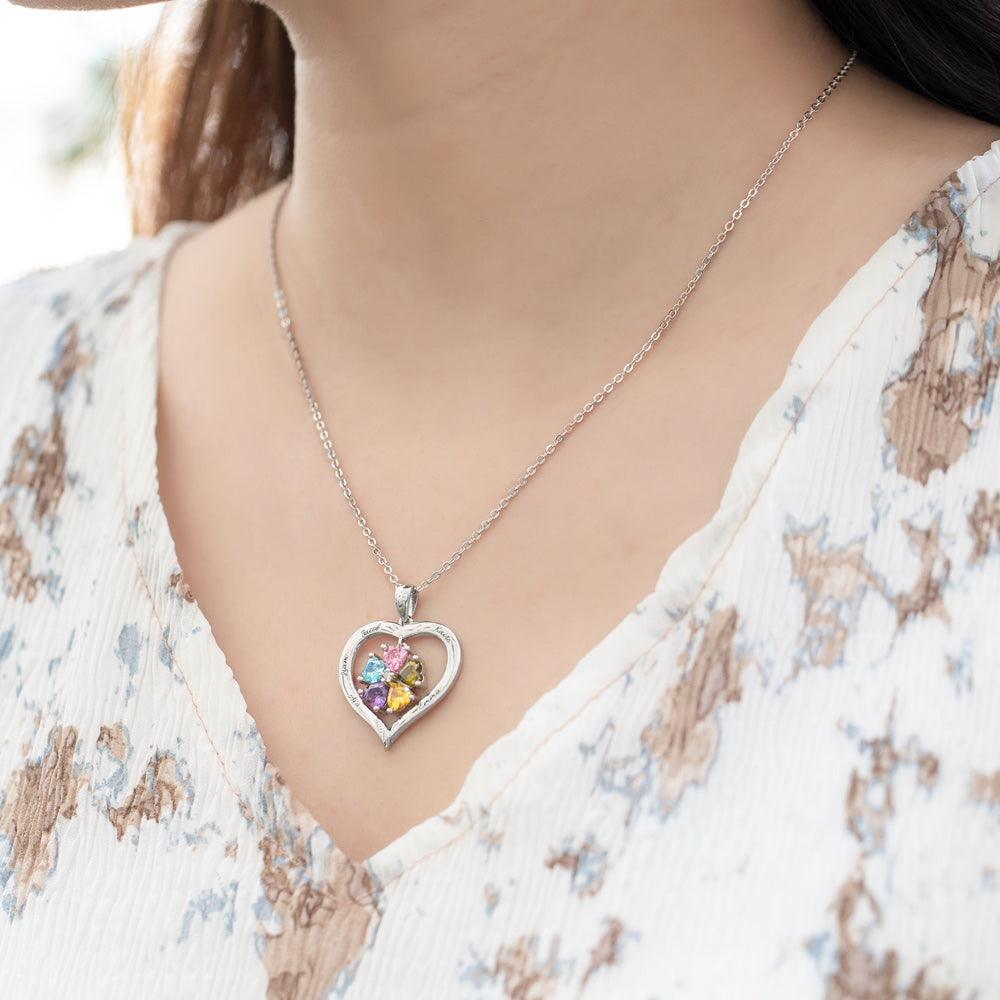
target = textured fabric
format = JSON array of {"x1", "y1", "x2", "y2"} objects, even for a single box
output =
[{"x1": 3, "y1": 140, "x2": 1000, "y2": 1000}]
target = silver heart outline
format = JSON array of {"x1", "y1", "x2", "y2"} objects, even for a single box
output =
[{"x1": 338, "y1": 619, "x2": 462, "y2": 749}]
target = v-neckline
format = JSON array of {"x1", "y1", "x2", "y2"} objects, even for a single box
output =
[{"x1": 118, "y1": 138, "x2": 1000, "y2": 883}]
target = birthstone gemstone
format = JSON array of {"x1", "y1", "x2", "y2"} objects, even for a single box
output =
[
  {"x1": 382, "y1": 642, "x2": 411, "y2": 673},
  {"x1": 360, "y1": 654, "x2": 387, "y2": 684},
  {"x1": 386, "y1": 681, "x2": 414, "y2": 713},
  {"x1": 399, "y1": 658, "x2": 424, "y2": 687},
  {"x1": 361, "y1": 682, "x2": 388, "y2": 712}
]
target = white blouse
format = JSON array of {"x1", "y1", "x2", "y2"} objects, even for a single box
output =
[{"x1": 2, "y1": 139, "x2": 1000, "y2": 1000}]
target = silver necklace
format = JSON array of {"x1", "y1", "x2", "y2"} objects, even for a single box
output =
[{"x1": 267, "y1": 49, "x2": 857, "y2": 749}]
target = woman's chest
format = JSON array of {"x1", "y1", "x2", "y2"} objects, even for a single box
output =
[
  {"x1": 5, "y1": 166, "x2": 1000, "y2": 994},
  {"x1": 2, "y1": 419, "x2": 1000, "y2": 1000},
  {"x1": 1, "y1": 567, "x2": 997, "y2": 1000}
]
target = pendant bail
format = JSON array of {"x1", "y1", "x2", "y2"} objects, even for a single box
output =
[{"x1": 394, "y1": 584, "x2": 419, "y2": 625}]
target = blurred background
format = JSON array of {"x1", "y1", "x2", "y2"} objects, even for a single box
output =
[{"x1": 0, "y1": 2, "x2": 162, "y2": 284}]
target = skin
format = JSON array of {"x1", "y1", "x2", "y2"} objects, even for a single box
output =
[{"x1": 11, "y1": 0, "x2": 998, "y2": 862}]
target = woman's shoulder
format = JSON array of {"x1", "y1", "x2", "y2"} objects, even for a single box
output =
[
  {"x1": 0, "y1": 222, "x2": 199, "y2": 347},
  {"x1": 0, "y1": 222, "x2": 199, "y2": 407}
]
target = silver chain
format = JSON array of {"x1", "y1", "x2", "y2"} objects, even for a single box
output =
[{"x1": 267, "y1": 49, "x2": 857, "y2": 594}]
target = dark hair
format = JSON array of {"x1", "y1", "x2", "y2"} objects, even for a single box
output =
[
  {"x1": 811, "y1": 1, "x2": 1000, "y2": 126},
  {"x1": 121, "y1": 0, "x2": 1000, "y2": 235}
]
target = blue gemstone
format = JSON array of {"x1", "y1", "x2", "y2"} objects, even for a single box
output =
[{"x1": 360, "y1": 654, "x2": 387, "y2": 683}]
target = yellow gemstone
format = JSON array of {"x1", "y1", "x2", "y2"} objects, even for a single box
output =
[
  {"x1": 386, "y1": 681, "x2": 414, "y2": 713},
  {"x1": 400, "y1": 657, "x2": 424, "y2": 687}
]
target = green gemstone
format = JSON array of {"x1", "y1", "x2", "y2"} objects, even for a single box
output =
[{"x1": 400, "y1": 657, "x2": 424, "y2": 687}]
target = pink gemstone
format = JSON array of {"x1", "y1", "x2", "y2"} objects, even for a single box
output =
[{"x1": 381, "y1": 642, "x2": 411, "y2": 672}]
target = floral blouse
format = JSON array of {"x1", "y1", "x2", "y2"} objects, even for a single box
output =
[{"x1": 2, "y1": 139, "x2": 1000, "y2": 1000}]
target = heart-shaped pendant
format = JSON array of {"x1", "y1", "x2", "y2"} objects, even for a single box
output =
[{"x1": 338, "y1": 586, "x2": 461, "y2": 749}]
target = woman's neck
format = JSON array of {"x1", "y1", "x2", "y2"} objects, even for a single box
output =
[{"x1": 273, "y1": 0, "x2": 851, "y2": 363}]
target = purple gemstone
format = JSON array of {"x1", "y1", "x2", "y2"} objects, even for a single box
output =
[{"x1": 361, "y1": 682, "x2": 388, "y2": 712}]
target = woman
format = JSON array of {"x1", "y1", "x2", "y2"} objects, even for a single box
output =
[{"x1": 1, "y1": 0, "x2": 998, "y2": 995}]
